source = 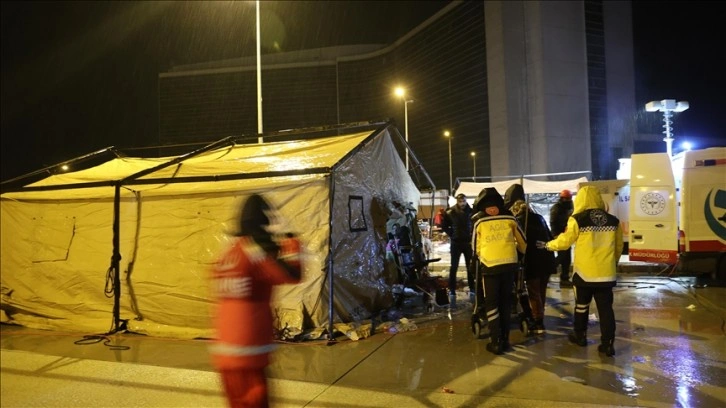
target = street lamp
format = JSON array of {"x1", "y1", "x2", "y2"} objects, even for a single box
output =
[
  {"x1": 444, "y1": 131, "x2": 452, "y2": 193},
  {"x1": 470, "y1": 151, "x2": 476, "y2": 179},
  {"x1": 394, "y1": 87, "x2": 414, "y2": 170},
  {"x1": 645, "y1": 99, "x2": 689, "y2": 158},
  {"x1": 256, "y1": 0, "x2": 263, "y2": 143}
]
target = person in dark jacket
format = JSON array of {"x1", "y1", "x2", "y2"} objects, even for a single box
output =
[
  {"x1": 510, "y1": 199, "x2": 556, "y2": 334},
  {"x1": 503, "y1": 183, "x2": 526, "y2": 211},
  {"x1": 472, "y1": 188, "x2": 526, "y2": 354},
  {"x1": 550, "y1": 189, "x2": 574, "y2": 287},
  {"x1": 442, "y1": 193, "x2": 474, "y2": 307}
]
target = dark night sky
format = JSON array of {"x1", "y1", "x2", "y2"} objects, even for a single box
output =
[{"x1": 1, "y1": 1, "x2": 723, "y2": 182}]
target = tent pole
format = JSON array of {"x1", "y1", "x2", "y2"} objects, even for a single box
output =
[
  {"x1": 0, "y1": 146, "x2": 117, "y2": 191},
  {"x1": 327, "y1": 176, "x2": 336, "y2": 344},
  {"x1": 112, "y1": 183, "x2": 122, "y2": 333}
]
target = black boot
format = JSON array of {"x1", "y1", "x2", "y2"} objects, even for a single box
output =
[
  {"x1": 598, "y1": 338, "x2": 615, "y2": 357},
  {"x1": 486, "y1": 338, "x2": 503, "y2": 355},
  {"x1": 501, "y1": 331, "x2": 512, "y2": 352},
  {"x1": 568, "y1": 330, "x2": 587, "y2": 347}
]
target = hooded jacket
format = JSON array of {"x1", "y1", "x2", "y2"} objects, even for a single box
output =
[
  {"x1": 472, "y1": 188, "x2": 527, "y2": 270},
  {"x1": 511, "y1": 200, "x2": 556, "y2": 277},
  {"x1": 503, "y1": 183, "x2": 525, "y2": 211},
  {"x1": 545, "y1": 186, "x2": 623, "y2": 285}
]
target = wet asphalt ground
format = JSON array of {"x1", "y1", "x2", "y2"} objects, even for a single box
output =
[{"x1": 1, "y1": 240, "x2": 724, "y2": 407}]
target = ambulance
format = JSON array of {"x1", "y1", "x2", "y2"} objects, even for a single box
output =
[{"x1": 628, "y1": 147, "x2": 726, "y2": 282}]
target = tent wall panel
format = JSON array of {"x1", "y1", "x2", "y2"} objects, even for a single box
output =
[
  {"x1": 1, "y1": 198, "x2": 139, "y2": 333},
  {"x1": 329, "y1": 129, "x2": 420, "y2": 323},
  {"x1": 125, "y1": 178, "x2": 331, "y2": 338}
]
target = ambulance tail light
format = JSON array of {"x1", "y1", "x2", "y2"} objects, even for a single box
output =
[{"x1": 678, "y1": 229, "x2": 685, "y2": 253}]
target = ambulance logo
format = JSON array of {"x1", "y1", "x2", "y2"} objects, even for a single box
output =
[
  {"x1": 704, "y1": 189, "x2": 726, "y2": 240},
  {"x1": 640, "y1": 192, "x2": 666, "y2": 216}
]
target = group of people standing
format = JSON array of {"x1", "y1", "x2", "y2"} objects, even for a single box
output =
[
  {"x1": 441, "y1": 185, "x2": 623, "y2": 357},
  {"x1": 208, "y1": 186, "x2": 623, "y2": 406}
]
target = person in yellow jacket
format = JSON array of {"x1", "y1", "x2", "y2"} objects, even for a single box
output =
[
  {"x1": 537, "y1": 185, "x2": 623, "y2": 357},
  {"x1": 472, "y1": 187, "x2": 527, "y2": 355},
  {"x1": 211, "y1": 194, "x2": 302, "y2": 408}
]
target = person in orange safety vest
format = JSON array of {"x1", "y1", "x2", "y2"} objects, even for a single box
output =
[{"x1": 210, "y1": 194, "x2": 302, "y2": 408}]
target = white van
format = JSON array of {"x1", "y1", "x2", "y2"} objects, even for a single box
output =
[{"x1": 628, "y1": 147, "x2": 726, "y2": 281}]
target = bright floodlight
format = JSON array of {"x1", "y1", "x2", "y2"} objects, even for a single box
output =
[
  {"x1": 645, "y1": 99, "x2": 689, "y2": 113},
  {"x1": 645, "y1": 99, "x2": 689, "y2": 158},
  {"x1": 682, "y1": 141, "x2": 692, "y2": 151},
  {"x1": 394, "y1": 87, "x2": 405, "y2": 98}
]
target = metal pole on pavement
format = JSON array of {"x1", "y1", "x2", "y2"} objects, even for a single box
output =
[
  {"x1": 256, "y1": 0, "x2": 263, "y2": 143},
  {"x1": 444, "y1": 131, "x2": 452, "y2": 193},
  {"x1": 471, "y1": 151, "x2": 476, "y2": 179}
]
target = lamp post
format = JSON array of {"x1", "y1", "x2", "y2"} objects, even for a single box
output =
[
  {"x1": 645, "y1": 99, "x2": 689, "y2": 158},
  {"x1": 470, "y1": 151, "x2": 476, "y2": 179},
  {"x1": 395, "y1": 87, "x2": 414, "y2": 170},
  {"x1": 444, "y1": 131, "x2": 452, "y2": 194},
  {"x1": 256, "y1": 0, "x2": 263, "y2": 143}
]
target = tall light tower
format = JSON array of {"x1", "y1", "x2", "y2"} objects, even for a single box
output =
[
  {"x1": 645, "y1": 99, "x2": 689, "y2": 158},
  {"x1": 470, "y1": 151, "x2": 477, "y2": 179},
  {"x1": 394, "y1": 87, "x2": 414, "y2": 170},
  {"x1": 444, "y1": 130, "x2": 452, "y2": 194}
]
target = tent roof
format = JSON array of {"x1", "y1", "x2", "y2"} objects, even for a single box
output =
[
  {"x1": 2, "y1": 130, "x2": 378, "y2": 200},
  {"x1": 30, "y1": 131, "x2": 374, "y2": 188}
]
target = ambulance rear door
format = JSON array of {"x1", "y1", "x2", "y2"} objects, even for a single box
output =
[{"x1": 628, "y1": 153, "x2": 678, "y2": 264}]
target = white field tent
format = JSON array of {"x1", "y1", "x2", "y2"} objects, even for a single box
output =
[
  {"x1": 0, "y1": 122, "x2": 433, "y2": 339},
  {"x1": 454, "y1": 175, "x2": 590, "y2": 199},
  {"x1": 453, "y1": 173, "x2": 590, "y2": 221}
]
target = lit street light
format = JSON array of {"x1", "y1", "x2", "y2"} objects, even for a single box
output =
[
  {"x1": 470, "y1": 151, "x2": 476, "y2": 179},
  {"x1": 645, "y1": 99, "x2": 689, "y2": 158},
  {"x1": 444, "y1": 131, "x2": 452, "y2": 194},
  {"x1": 395, "y1": 87, "x2": 414, "y2": 170}
]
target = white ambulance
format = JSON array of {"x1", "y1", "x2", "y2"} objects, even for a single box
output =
[{"x1": 628, "y1": 147, "x2": 726, "y2": 282}]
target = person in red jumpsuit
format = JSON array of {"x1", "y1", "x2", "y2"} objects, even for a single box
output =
[{"x1": 210, "y1": 194, "x2": 302, "y2": 408}]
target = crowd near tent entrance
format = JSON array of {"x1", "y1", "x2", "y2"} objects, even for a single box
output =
[{"x1": 0, "y1": 121, "x2": 436, "y2": 340}]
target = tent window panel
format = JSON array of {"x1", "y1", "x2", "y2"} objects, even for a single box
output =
[
  {"x1": 348, "y1": 195, "x2": 367, "y2": 232},
  {"x1": 31, "y1": 216, "x2": 76, "y2": 262}
]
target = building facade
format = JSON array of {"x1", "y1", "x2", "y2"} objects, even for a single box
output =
[{"x1": 159, "y1": 1, "x2": 636, "y2": 190}]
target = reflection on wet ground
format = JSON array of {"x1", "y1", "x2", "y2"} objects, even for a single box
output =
[{"x1": 2, "y1": 273, "x2": 724, "y2": 407}]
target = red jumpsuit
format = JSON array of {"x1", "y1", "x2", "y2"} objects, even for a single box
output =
[{"x1": 211, "y1": 236, "x2": 302, "y2": 408}]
